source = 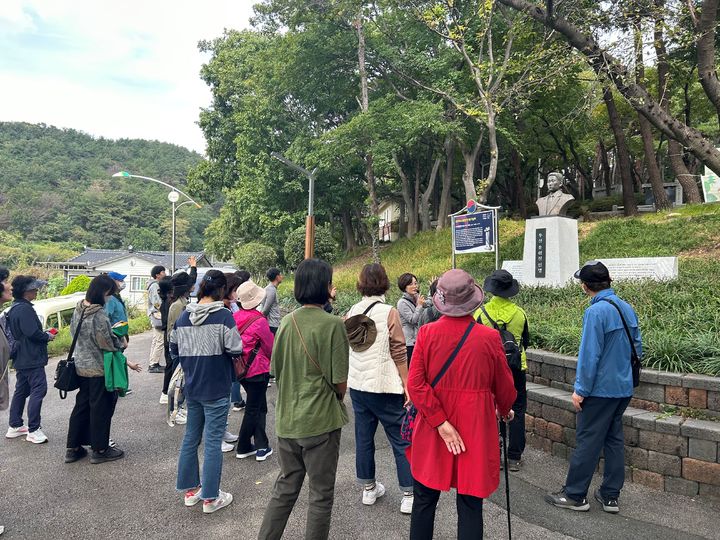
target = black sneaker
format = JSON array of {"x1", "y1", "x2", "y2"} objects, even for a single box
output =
[
  {"x1": 90, "y1": 446, "x2": 125, "y2": 464},
  {"x1": 232, "y1": 401, "x2": 246, "y2": 411},
  {"x1": 65, "y1": 446, "x2": 88, "y2": 463},
  {"x1": 148, "y1": 365, "x2": 163, "y2": 374},
  {"x1": 544, "y1": 490, "x2": 590, "y2": 511},
  {"x1": 594, "y1": 489, "x2": 619, "y2": 514}
]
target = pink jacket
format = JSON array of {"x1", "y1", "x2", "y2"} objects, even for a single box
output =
[{"x1": 232, "y1": 309, "x2": 274, "y2": 378}]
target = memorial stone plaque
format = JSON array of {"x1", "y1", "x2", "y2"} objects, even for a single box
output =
[{"x1": 535, "y1": 228, "x2": 546, "y2": 278}]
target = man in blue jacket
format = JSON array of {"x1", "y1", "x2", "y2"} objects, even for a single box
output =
[
  {"x1": 546, "y1": 261, "x2": 641, "y2": 514},
  {"x1": 5, "y1": 276, "x2": 54, "y2": 444}
]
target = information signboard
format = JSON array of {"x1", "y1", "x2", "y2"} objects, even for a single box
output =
[{"x1": 452, "y1": 210, "x2": 495, "y2": 253}]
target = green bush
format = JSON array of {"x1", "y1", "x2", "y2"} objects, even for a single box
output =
[
  {"x1": 234, "y1": 242, "x2": 277, "y2": 277},
  {"x1": 284, "y1": 224, "x2": 339, "y2": 270},
  {"x1": 588, "y1": 193, "x2": 646, "y2": 212},
  {"x1": 60, "y1": 275, "x2": 91, "y2": 295}
]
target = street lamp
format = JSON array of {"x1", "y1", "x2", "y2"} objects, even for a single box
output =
[{"x1": 112, "y1": 171, "x2": 201, "y2": 273}]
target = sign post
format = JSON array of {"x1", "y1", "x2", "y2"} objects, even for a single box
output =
[{"x1": 450, "y1": 200, "x2": 501, "y2": 270}]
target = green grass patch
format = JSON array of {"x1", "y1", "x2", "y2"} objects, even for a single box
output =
[{"x1": 279, "y1": 204, "x2": 720, "y2": 375}]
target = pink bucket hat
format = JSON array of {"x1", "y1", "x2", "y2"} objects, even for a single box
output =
[{"x1": 432, "y1": 269, "x2": 485, "y2": 317}]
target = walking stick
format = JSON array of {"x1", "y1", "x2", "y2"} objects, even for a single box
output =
[{"x1": 501, "y1": 422, "x2": 512, "y2": 540}]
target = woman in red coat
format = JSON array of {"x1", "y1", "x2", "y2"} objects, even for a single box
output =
[{"x1": 407, "y1": 269, "x2": 517, "y2": 539}]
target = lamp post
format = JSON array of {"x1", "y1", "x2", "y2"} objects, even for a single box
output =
[
  {"x1": 270, "y1": 152, "x2": 317, "y2": 260},
  {"x1": 112, "y1": 171, "x2": 201, "y2": 273}
]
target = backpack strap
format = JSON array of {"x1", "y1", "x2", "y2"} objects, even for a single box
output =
[
  {"x1": 362, "y1": 301, "x2": 381, "y2": 316},
  {"x1": 599, "y1": 298, "x2": 639, "y2": 363},
  {"x1": 478, "y1": 305, "x2": 500, "y2": 331},
  {"x1": 430, "y1": 321, "x2": 475, "y2": 388}
]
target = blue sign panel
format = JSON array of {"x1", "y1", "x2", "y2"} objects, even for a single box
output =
[{"x1": 453, "y1": 210, "x2": 495, "y2": 253}]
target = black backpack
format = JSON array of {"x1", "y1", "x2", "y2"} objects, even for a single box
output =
[
  {"x1": 478, "y1": 306, "x2": 528, "y2": 371},
  {"x1": 0, "y1": 306, "x2": 19, "y2": 360}
]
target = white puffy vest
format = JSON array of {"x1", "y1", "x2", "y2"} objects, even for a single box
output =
[{"x1": 347, "y1": 296, "x2": 404, "y2": 395}]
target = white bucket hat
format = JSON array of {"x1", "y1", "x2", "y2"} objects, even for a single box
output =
[{"x1": 237, "y1": 280, "x2": 266, "y2": 310}]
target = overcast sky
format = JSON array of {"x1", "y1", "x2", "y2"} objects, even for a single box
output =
[{"x1": 0, "y1": 1, "x2": 255, "y2": 154}]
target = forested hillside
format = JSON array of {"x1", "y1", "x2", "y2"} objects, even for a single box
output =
[{"x1": 0, "y1": 122, "x2": 214, "y2": 253}]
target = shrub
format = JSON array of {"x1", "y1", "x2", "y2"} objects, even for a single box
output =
[
  {"x1": 284, "y1": 224, "x2": 339, "y2": 270},
  {"x1": 60, "y1": 275, "x2": 91, "y2": 295},
  {"x1": 588, "y1": 193, "x2": 646, "y2": 212},
  {"x1": 234, "y1": 243, "x2": 277, "y2": 277}
]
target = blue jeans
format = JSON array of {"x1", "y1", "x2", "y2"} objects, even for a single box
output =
[
  {"x1": 9, "y1": 366, "x2": 47, "y2": 432},
  {"x1": 231, "y1": 381, "x2": 243, "y2": 404},
  {"x1": 350, "y1": 389, "x2": 412, "y2": 491},
  {"x1": 564, "y1": 396, "x2": 631, "y2": 500},
  {"x1": 176, "y1": 396, "x2": 229, "y2": 500}
]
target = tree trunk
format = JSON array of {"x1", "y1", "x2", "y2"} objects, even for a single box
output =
[
  {"x1": 459, "y1": 131, "x2": 484, "y2": 204},
  {"x1": 479, "y1": 104, "x2": 499, "y2": 203},
  {"x1": 393, "y1": 153, "x2": 417, "y2": 238},
  {"x1": 355, "y1": 13, "x2": 380, "y2": 261},
  {"x1": 341, "y1": 209, "x2": 356, "y2": 252},
  {"x1": 603, "y1": 87, "x2": 638, "y2": 216},
  {"x1": 421, "y1": 158, "x2": 441, "y2": 230},
  {"x1": 437, "y1": 136, "x2": 455, "y2": 229},
  {"x1": 633, "y1": 18, "x2": 671, "y2": 210},
  {"x1": 599, "y1": 140, "x2": 612, "y2": 197},
  {"x1": 414, "y1": 162, "x2": 421, "y2": 232},
  {"x1": 654, "y1": 2, "x2": 703, "y2": 203},
  {"x1": 696, "y1": 0, "x2": 720, "y2": 128},
  {"x1": 497, "y1": 0, "x2": 720, "y2": 185},
  {"x1": 510, "y1": 147, "x2": 527, "y2": 217}
]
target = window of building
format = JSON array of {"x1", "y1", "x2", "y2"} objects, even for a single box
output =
[{"x1": 131, "y1": 276, "x2": 150, "y2": 292}]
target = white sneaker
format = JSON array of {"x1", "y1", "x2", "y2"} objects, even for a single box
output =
[
  {"x1": 221, "y1": 441, "x2": 234, "y2": 453},
  {"x1": 203, "y1": 490, "x2": 233, "y2": 514},
  {"x1": 175, "y1": 411, "x2": 187, "y2": 425},
  {"x1": 159, "y1": 393, "x2": 168, "y2": 404},
  {"x1": 362, "y1": 482, "x2": 386, "y2": 506},
  {"x1": 184, "y1": 486, "x2": 202, "y2": 507},
  {"x1": 6, "y1": 426, "x2": 29, "y2": 439},
  {"x1": 401, "y1": 492, "x2": 414, "y2": 514},
  {"x1": 26, "y1": 429, "x2": 48, "y2": 444},
  {"x1": 223, "y1": 431, "x2": 238, "y2": 443}
]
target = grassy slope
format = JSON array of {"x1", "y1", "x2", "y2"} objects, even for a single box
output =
[{"x1": 311, "y1": 204, "x2": 720, "y2": 375}]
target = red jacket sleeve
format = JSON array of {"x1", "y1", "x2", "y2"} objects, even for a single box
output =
[
  {"x1": 490, "y1": 332, "x2": 517, "y2": 415},
  {"x1": 408, "y1": 326, "x2": 448, "y2": 428}
]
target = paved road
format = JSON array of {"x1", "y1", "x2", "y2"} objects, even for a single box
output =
[{"x1": 1, "y1": 331, "x2": 718, "y2": 539}]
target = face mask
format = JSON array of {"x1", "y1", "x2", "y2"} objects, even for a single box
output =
[{"x1": 118, "y1": 282, "x2": 126, "y2": 291}]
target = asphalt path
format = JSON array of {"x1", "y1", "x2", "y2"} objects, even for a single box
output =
[{"x1": 1, "y1": 331, "x2": 718, "y2": 539}]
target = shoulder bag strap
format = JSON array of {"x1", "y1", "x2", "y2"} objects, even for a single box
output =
[
  {"x1": 290, "y1": 311, "x2": 337, "y2": 395},
  {"x1": 479, "y1": 305, "x2": 500, "y2": 330},
  {"x1": 599, "y1": 299, "x2": 639, "y2": 362},
  {"x1": 362, "y1": 301, "x2": 381, "y2": 316},
  {"x1": 430, "y1": 320, "x2": 475, "y2": 388},
  {"x1": 67, "y1": 308, "x2": 87, "y2": 361},
  {"x1": 237, "y1": 313, "x2": 263, "y2": 335}
]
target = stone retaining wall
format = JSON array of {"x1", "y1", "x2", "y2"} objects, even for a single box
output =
[
  {"x1": 526, "y1": 349, "x2": 720, "y2": 418},
  {"x1": 524, "y1": 351, "x2": 720, "y2": 499}
]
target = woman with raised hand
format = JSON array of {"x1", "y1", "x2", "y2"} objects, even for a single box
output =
[
  {"x1": 170, "y1": 270, "x2": 243, "y2": 514},
  {"x1": 396, "y1": 273, "x2": 425, "y2": 366},
  {"x1": 407, "y1": 269, "x2": 516, "y2": 540}
]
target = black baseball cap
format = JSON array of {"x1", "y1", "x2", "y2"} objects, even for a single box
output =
[{"x1": 574, "y1": 260, "x2": 612, "y2": 283}]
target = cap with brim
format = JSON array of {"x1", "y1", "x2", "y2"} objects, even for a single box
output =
[
  {"x1": 171, "y1": 271, "x2": 195, "y2": 296},
  {"x1": 108, "y1": 271, "x2": 127, "y2": 281},
  {"x1": 25, "y1": 279, "x2": 48, "y2": 292},
  {"x1": 432, "y1": 269, "x2": 485, "y2": 317},
  {"x1": 574, "y1": 260, "x2": 612, "y2": 283},
  {"x1": 483, "y1": 269, "x2": 519, "y2": 298},
  {"x1": 237, "y1": 280, "x2": 266, "y2": 310}
]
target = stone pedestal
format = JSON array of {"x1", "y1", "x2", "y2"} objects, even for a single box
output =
[{"x1": 519, "y1": 216, "x2": 579, "y2": 287}]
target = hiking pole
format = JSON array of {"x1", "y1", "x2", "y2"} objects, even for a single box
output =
[{"x1": 501, "y1": 421, "x2": 512, "y2": 540}]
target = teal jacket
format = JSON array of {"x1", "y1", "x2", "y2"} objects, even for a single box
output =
[{"x1": 474, "y1": 296, "x2": 529, "y2": 370}]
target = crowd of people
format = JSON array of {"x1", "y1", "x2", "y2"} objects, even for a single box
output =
[{"x1": 0, "y1": 254, "x2": 641, "y2": 538}]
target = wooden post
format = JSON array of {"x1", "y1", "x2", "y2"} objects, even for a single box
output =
[{"x1": 305, "y1": 215, "x2": 315, "y2": 259}]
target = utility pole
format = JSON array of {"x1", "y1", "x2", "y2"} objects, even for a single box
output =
[{"x1": 271, "y1": 152, "x2": 318, "y2": 260}]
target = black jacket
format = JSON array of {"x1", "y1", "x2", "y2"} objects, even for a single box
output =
[{"x1": 8, "y1": 299, "x2": 49, "y2": 370}]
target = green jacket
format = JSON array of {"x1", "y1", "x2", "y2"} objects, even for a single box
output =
[{"x1": 474, "y1": 296, "x2": 530, "y2": 370}]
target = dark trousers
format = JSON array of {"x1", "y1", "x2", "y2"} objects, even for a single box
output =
[
  {"x1": 564, "y1": 396, "x2": 631, "y2": 500},
  {"x1": 406, "y1": 345, "x2": 414, "y2": 367},
  {"x1": 350, "y1": 389, "x2": 412, "y2": 490},
  {"x1": 9, "y1": 366, "x2": 47, "y2": 432},
  {"x1": 66, "y1": 376, "x2": 118, "y2": 452},
  {"x1": 258, "y1": 429, "x2": 341, "y2": 540},
  {"x1": 236, "y1": 374, "x2": 269, "y2": 453},
  {"x1": 410, "y1": 478, "x2": 484, "y2": 540},
  {"x1": 162, "y1": 356, "x2": 179, "y2": 395},
  {"x1": 499, "y1": 367, "x2": 527, "y2": 461}
]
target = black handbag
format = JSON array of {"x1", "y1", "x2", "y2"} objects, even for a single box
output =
[{"x1": 54, "y1": 308, "x2": 86, "y2": 399}]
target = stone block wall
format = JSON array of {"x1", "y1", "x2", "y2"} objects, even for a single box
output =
[
  {"x1": 526, "y1": 349, "x2": 720, "y2": 419},
  {"x1": 526, "y1": 382, "x2": 720, "y2": 498}
]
